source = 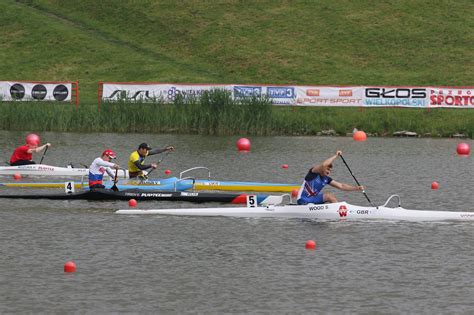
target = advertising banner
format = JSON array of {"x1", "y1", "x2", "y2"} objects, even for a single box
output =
[
  {"x1": 100, "y1": 83, "x2": 473, "y2": 109},
  {"x1": 0, "y1": 81, "x2": 72, "y2": 102}
]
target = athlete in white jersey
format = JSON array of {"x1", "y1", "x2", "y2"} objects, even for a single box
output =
[{"x1": 88, "y1": 149, "x2": 120, "y2": 189}]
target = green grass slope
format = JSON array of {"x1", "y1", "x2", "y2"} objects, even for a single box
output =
[{"x1": 2, "y1": 0, "x2": 473, "y2": 104}]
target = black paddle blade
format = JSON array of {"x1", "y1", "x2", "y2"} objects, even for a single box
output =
[{"x1": 111, "y1": 168, "x2": 119, "y2": 191}]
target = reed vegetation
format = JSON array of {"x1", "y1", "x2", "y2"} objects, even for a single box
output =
[{"x1": 0, "y1": 90, "x2": 472, "y2": 138}]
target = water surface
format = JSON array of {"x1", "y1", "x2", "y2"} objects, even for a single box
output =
[{"x1": 0, "y1": 131, "x2": 473, "y2": 313}]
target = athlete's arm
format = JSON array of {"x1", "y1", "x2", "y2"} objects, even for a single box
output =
[{"x1": 329, "y1": 180, "x2": 363, "y2": 191}]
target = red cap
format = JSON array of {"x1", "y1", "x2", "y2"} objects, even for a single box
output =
[
  {"x1": 26, "y1": 133, "x2": 40, "y2": 146},
  {"x1": 102, "y1": 149, "x2": 117, "y2": 159}
]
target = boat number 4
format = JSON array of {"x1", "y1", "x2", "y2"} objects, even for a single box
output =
[
  {"x1": 64, "y1": 181, "x2": 75, "y2": 194},
  {"x1": 246, "y1": 195, "x2": 257, "y2": 208}
]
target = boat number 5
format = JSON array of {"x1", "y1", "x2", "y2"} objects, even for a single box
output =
[
  {"x1": 246, "y1": 195, "x2": 257, "y2": 208},
  {"x1": 64, "y1": 181, "x2": 75, "y2": 194}
]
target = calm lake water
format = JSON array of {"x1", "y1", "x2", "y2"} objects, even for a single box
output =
[{"x1": 0, "y1": 131, "x2": 473, "y2": 314}]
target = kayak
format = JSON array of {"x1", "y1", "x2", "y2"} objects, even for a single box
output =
[
  {"x1": 0, "y1": 188, "x2": 274, "y2": 204},
  {"x1": 0, "y1": 164, "x2": 128, "y2": 178},
  {"x1": 0, "y1": 178, "x2": 298, "y2": 192},
  {"x1": 115, "y1": 195, "x2": 474, "y2": 222}
]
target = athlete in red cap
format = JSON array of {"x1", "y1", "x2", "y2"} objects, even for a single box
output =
[
  {"x1": 88, "y1": 149, "x2": 120, "y2": 189},
  {"x1": 9, "y1": 133, "x2": 51, "y2": 166}
]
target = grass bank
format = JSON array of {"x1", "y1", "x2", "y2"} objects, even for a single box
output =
[{"x1": 1, "y1": 0, "x2": 472, "y2": 136}]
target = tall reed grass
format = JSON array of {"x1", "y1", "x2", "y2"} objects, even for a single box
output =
[{"x1": 0, "y1": 90, "x2": 472, "y2": 138}]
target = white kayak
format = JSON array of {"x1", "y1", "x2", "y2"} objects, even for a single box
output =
[
  {"x1": 116, "y1": 195, "x2": 474, "y2": 222},
  {"x1": 0, "y1": 164, "x2": 128, "y2": 178}
]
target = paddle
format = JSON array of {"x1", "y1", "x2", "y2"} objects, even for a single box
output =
[
  {"x1": 139, "y1": 151, "x2": 170, "y2": 182},
  {"x1": 39, "y1": 146, "x2": 49, "y2": 164},
  {"x1": 339, "y1": 154, "x2": 375, "y2": 207},
  {"x1": 111, "y1": 168, "x2": 119, "y2": 192}
]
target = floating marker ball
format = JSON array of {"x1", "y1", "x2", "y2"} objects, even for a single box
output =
[
  {"x1": 236, "y1": 138, "x2": 251, "y2": 152},
  {"x1": 13, "y1": 173, "x2": 21, "y2": 180},
  {"x1": 26, "y1": 133, "x2": 40, "y2": 146},
  {"x1": 64, "y1": 261, "x2": 76, "y2": 273},
  {"x1": 165, "y1": 170, "x2": 171, "y2": 175},
  {"x1": 291, "y1": 189, "x2": 299, "y2": 198},
  {"x1": 281, "y1": 164, "x2": 289, "y2": 169},
  {"x1": 456, "y1": 143, "x2": 470, "y2": 156},
  {"x1": 353, "y1": 131, "x2": 367, "y2": 142},
  {"x1": 431, "y1": 182, "x2": 439, "y2": 190},
  {"x1": 128, "y1": 199, "x2": 137, "y2": 207},
  {"x1": 305, "y1": 240, "x2": 316, "y2": 250}
]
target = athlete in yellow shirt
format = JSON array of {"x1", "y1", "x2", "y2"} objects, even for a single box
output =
[{"x1": 128, "y1": 142, "x2": 174, "y2": 178}]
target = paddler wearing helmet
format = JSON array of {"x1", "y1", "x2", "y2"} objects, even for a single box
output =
[
  {"x1": 9, "y1": 133, "x2": 51, "y2": 166},
  {"x1": 128, "y1": 142, "x2": 174, "y2": 179},
  {"x1": 88, "y1": 149, "x2": 121, "y2": 189}
]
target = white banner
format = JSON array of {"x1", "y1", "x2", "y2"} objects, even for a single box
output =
[
  {"x1": 294, "y1": 86, "x2": 364, "y2": 107},
  {"x1": 100, "y1": 83, "x2": 474, "y2": 109},
  {"x1": 0, "y1": 81, "x2": 72, "y2": 102}
]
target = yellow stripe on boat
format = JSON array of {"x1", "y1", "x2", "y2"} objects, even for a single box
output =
[{"x1": 194, "y1": 183, "x2": 299, "y2": 192}]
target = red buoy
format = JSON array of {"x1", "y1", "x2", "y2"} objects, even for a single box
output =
[
  {"x1": 13, "y1": 173, "x2": 21, "y2": 180},
  {"x1": 291, "y1": 188, "x2": 299, "y2": 198},
  {"x1": 128, "y1": 199, "x2": 137, "y2": 207},
  {"x1": 236, "y1": 138, "x2": 251, "y2": 152},
  {"x1": 431, "y1": 182, "x2": 439, "y2": 190},
  {"x1": 64, "y1": 261, "x2": 76, "y2": 273},
  {"x1": 305, "y1": 240, "x2": 316, "y2": 250},
  {"x1": 353, "y1": 131, "x2": 367, "y2": 142},
  {"x1": 281, "y1": 164, "x2": 289, "y2": 169},
  {"x1": 456, "y1": 143, "x2": 470, "y2": 156},
  {"x1": 165, "y1": 170, "x2": 171, "y2": 175},
  {"x1": 26, "y1": 133, "x2": 41, "y2": 146}
]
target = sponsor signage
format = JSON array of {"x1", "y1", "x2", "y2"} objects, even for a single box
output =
[
  {"x1": 266, "y1": 86, "x2": 295, "y2": 105},
  {"x1": 0, "y1": 81, "x2": 72, "y2": 102},
  {"x1": 430, "y1": 88, "x2": 474, "y2": 108},
  {"x1": 295, "y1": 86, "x2": 364, "y2": 106},
  {"x1": 364, "y1": 87, "x2": 428, "y2": 107}
]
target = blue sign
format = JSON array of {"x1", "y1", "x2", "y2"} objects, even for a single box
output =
[
  {"x1": 267, "y1": 87, "x2": 295, "y2": 99},
  {"x1": 233, "y1": 86, "x2": 262, "y2": 98}
]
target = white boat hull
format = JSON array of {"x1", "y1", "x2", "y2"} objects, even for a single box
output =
[
  {"x1": 0, "y1": 164, "x2": 128, "y2": 178},
  {"x1": 116, "y1": 202, "x2": 474, "y2": 222}
]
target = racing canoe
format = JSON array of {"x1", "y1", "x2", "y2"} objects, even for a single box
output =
[
  {"x1": 116, "y1": 195, "x2": 474, "y2": 222},
  {"x1": 0, "y1": 189, "x2": 274, "y2": 204}
]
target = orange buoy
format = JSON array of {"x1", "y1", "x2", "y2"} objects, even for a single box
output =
[
  {"x1": 128, "y1": 199, "x2": 137, "y2": 207},
  {"x1": 13, "y1": 173, "x2": 22, "y2": 180},
  {"x1": 64, "y1": 261, "x2": 76, "y2": 273},
  {"x1": 353, "y1": 131, "x2": 367, "y2": 142},
  {"x1": 236, "y1": 138, "x2": 251, "y2": 152},
  {"x1": 305, "y1": 240, "x2": 316, "y2": 250}
]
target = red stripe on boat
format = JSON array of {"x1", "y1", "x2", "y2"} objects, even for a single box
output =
[{"x1": 231, "y1": 194, "x2": 247, "y2": 204}]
